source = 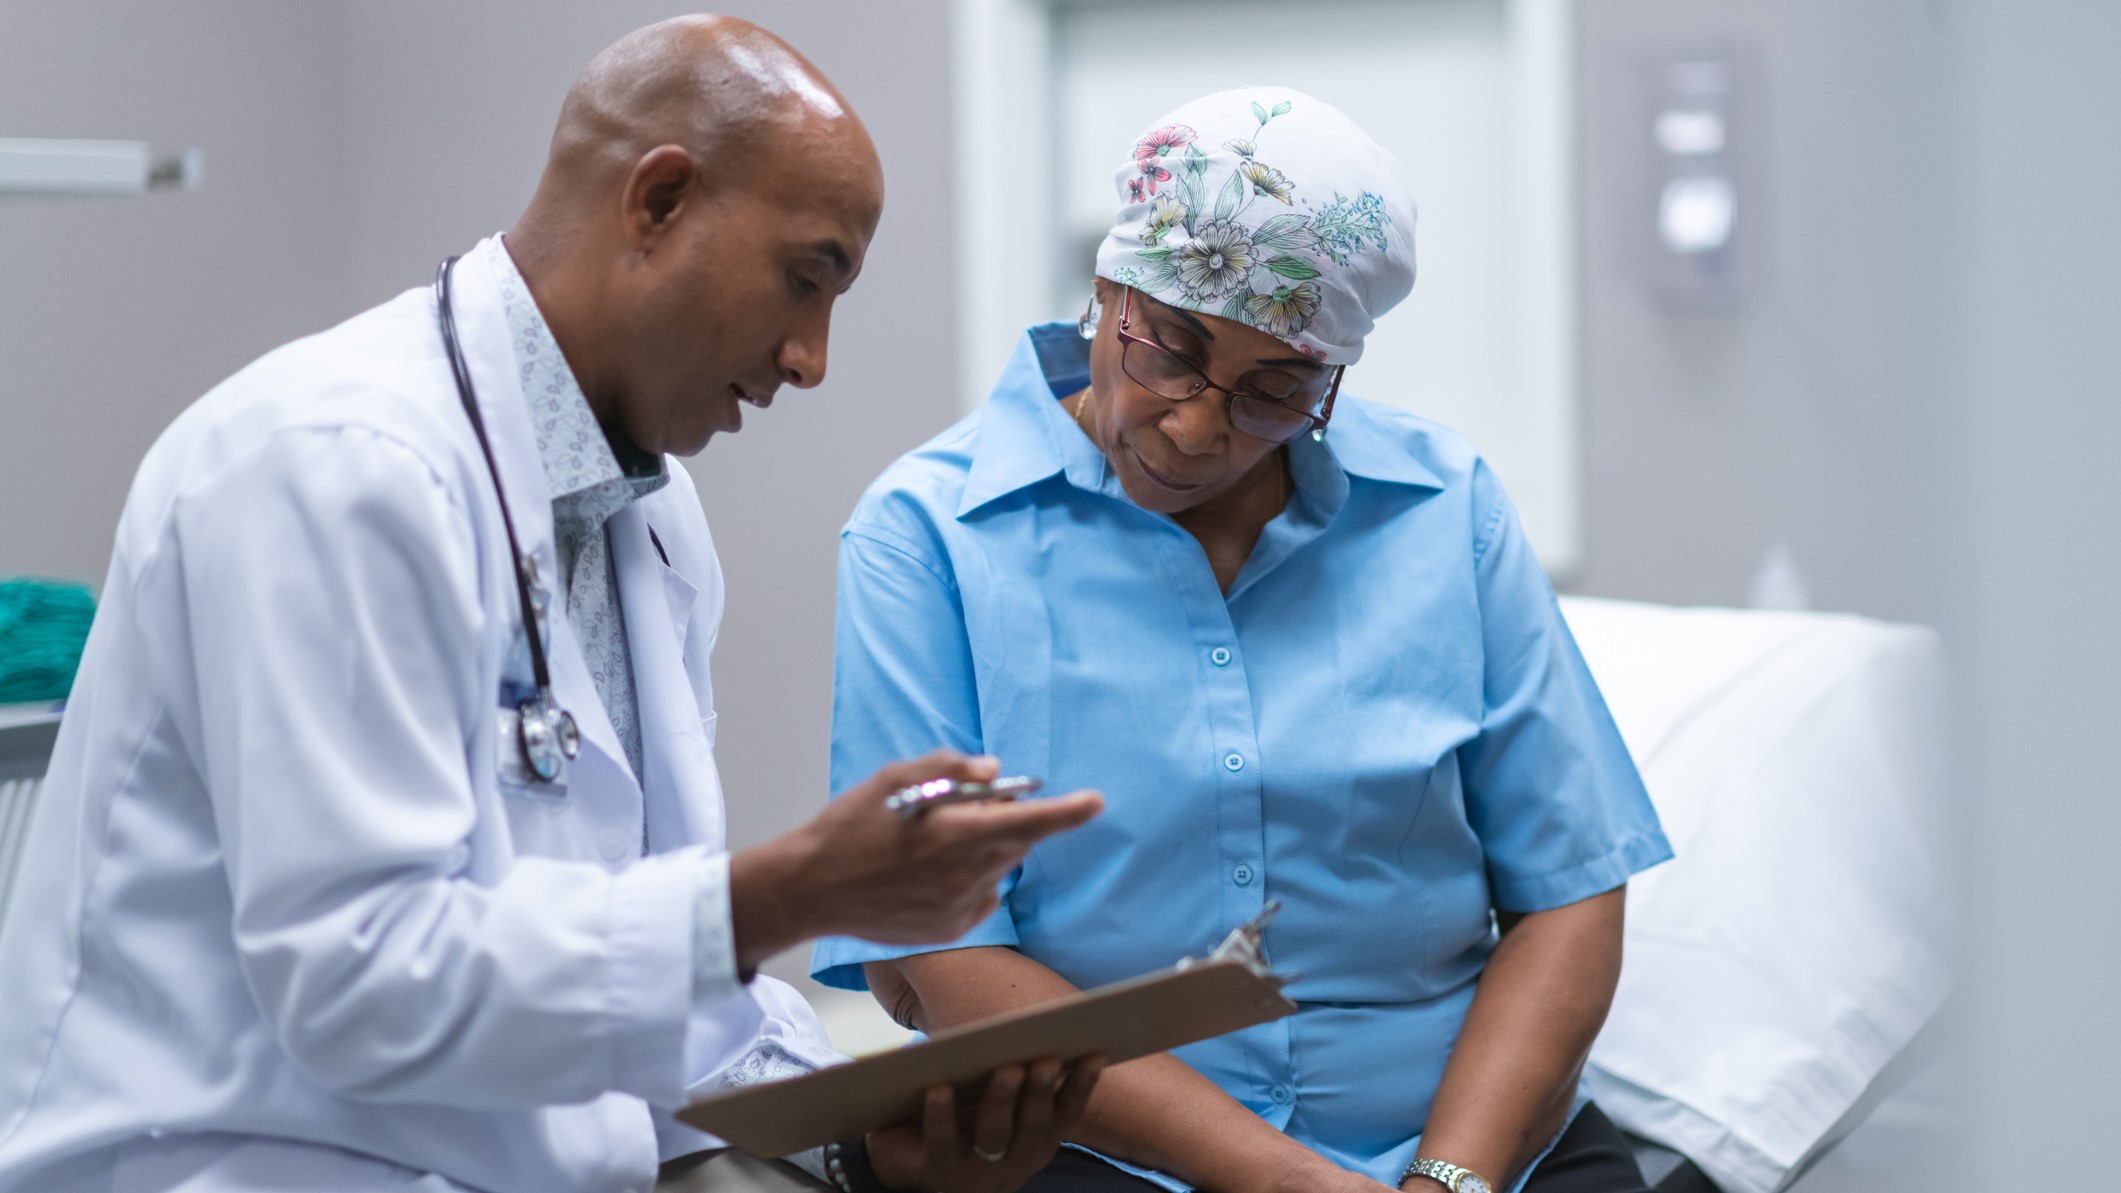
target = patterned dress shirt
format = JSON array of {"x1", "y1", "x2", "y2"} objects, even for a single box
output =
[{"x1": 480, "y1": 236, "x2": 666, "y2": 785}]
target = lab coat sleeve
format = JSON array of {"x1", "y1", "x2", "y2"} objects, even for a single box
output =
[
  {"x1": 691, "y1": 850, "x2": 744, "y2": 1006},
  {"x1": 675, "y1": 852, "x2": 765, "y2": 1090},
  {"x1": 654, "y1": 969, "x2": 849, "y2": 1161},
  {"x1": 170, "y1": 425, "x2": 707, "y2": 1109}
]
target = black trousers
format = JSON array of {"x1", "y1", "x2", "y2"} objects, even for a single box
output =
[{"x1": 1017, "y1": 1101, "x2": 1651, "y2": 1193}]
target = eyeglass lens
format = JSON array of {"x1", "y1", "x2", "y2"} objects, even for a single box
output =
[{"x1": 1120, "y1": 339, "x2": 1320, "y2": 443}]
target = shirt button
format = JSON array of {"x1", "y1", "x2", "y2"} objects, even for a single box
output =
[
  {"x1": 1233, "y1": 863, "x2": 1255, "y2": 886},
  {"x1": 1269, "y1": 1084, "x2": 1292, "y2": 1105},
  {"x1": 599, "y1": 829, "x2": 631, "y2": 862},
  {"x1": 1210, "y1": 646, "x2": 1232, "y2": 667},
  {"x1": 1223, "y1": 752, "x2": 1245, "y2": 772}
]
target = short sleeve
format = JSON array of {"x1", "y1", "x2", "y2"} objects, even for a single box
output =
[
  {"x1": 809, "y1": 523, "x2": 1021, "y2": 991},
  {"x1": 1457, "y1": 462, "x2": 1673, "y2": 912}
]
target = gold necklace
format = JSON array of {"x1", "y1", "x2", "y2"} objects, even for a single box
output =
[{"x1": 1071, "y1": 388, "x2": 1092, "y2": 428}]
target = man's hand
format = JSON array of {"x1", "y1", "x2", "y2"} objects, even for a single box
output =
[
  {"x1": 867, "y1": 1055, "x2": 1106, "y2": 1193},
  {"x1": 730, "y1": 751, "x2": 1103, "y2": 968}
]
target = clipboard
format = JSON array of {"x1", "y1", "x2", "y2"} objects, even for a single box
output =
[{"x1": 678, "y1": 904, "x2": 1298, "y2": 1157}]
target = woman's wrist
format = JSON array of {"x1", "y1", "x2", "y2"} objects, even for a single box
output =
[
  {"x1": 1398, "y1": 1153, "x2": 1502, "y2": 1193},
  {"x1": 1245, "y1": 1144, "x2": 1356, "y2": 1193}
]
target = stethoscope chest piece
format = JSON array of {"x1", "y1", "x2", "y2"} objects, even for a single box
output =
[{"x1": 517, "y1": 693, "x2": 581, "y2": 782}]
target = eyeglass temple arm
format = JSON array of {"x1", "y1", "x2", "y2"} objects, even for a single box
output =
[{"x1": 1315, "y1": 366, "x2": 1345, "y2": 427}]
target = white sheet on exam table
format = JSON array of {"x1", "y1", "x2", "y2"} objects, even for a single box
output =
[{"x1": 1559, "y1": 597, "x2": 1954, "y2": 1193}]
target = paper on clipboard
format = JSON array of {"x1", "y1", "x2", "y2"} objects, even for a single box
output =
[{"x1": 678, "y1": 904, "x2": 1298, "y2": 1157}]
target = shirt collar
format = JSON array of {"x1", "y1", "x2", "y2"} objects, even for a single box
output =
[
  {"x1": 1313, "y1": 394, "x2": 1445, "y2": 490},
  {"x1": 957, "y1": 323, "x2": 1440, "y2": 520},
  {"x1": 478, "y1": 235, "x2": 667, "y2": 505},
  {"x1": 958, "y1": 324, "x2": 1106, "y2": 518}
]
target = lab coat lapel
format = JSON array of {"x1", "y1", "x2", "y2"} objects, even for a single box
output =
[
  {"x1": 448, "y1": 242, "x2": 637, "y2": 800},
  {"x1": 609, "y1": 506, "x2": 725, "y2": 854}
]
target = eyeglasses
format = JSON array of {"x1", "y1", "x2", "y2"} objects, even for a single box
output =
[{"x1": 1112, "y1": 287, "x2": 1342, "y2": 444}]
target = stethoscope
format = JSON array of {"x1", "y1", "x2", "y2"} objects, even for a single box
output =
[{"x1": 435, "y1": 255, "x2": 580, "y2": 783}]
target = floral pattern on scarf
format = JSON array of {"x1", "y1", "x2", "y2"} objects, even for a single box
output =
[{"x1": 1108, "y1": 98, "x2": 1393, "y2": 342}]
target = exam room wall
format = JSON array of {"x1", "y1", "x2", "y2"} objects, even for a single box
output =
[
  {"x1": 1564, "y1": 0, "x2": 1955, "y2": 626},
  {"x1": 0, "y1": 1, "x2": 352, "y2": 584},
  {"x1": 1572, "y1": 5, "x2": 2121, "y2": 1182},
  {"x1": 336, "y1": 0, "x2": 959, "y2": 985}
]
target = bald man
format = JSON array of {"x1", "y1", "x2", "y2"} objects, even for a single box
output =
[{"x1": 0, "y1": 16, "x2": 1104, "y2": 1193}]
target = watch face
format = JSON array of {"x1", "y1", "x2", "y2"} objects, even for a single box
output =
[{"x1": 1456, "y1": 1177, "x2": 1491, "y2": 1193}]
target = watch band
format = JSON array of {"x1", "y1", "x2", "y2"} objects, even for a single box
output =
[
  {"x1": 824, "y1": 1135, "x2": 892, "y2": 1193},
  {"x1": 1400, "y1": 1157, "x2": 1493, "y2": 1193}
]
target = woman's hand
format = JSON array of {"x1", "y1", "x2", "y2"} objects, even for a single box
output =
[{"x1": 867, "y1": 1055, "x2": 1107, "y2": 1193}]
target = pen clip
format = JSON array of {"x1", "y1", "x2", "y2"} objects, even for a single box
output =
[
  {"x1": 1201, "y1": 899, "x2": 1283, "y2": 982},
  {"x1": 884, "y1": 775, "x2": 1044, "y2": 819},
  {"x1": 883, "y1": 777, "x2": 958, "y2": 817}
]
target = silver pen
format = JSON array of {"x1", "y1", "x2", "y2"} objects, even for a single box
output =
[{"x1": 885, "y1": 775, "x2": 1045, "y2": 819}]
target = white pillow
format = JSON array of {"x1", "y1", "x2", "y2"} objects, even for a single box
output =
[{"x1": 1560, "y1": 598, "x2": 1954, "y2": 1193}]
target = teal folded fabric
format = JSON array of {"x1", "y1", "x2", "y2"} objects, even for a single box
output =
[{"x1": 0, "y1": 577, "x2": 96, "y2": 703}]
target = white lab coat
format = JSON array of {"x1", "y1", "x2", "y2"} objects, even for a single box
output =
[{"x1": 0, "y1": 242, "x2": 839, "y2": 1193}]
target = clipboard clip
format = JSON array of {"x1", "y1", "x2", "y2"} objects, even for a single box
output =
[{"x1": 1183, "y1": 900, "x2": 1296, "y2": 989}]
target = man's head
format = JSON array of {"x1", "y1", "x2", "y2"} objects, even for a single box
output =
[{"x1": 509, "y1": 15, "x2": 884, "y2": 456}]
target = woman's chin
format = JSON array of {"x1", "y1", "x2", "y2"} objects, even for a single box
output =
[
  {"x1": 1118, "y1": 471, "x2": 1207, "y2": 515},
  {"x1": 1115, "y1": 447, "x2": 1215, "y2": 513}
]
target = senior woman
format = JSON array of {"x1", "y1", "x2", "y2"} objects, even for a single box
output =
[{"x1": 813, "y1": 90, "x2": 1671, "y2": 1193}]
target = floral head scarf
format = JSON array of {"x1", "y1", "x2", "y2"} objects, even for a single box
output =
[{"x1": 1094, "y1": 87, "x2": 1417, "y2": 367}]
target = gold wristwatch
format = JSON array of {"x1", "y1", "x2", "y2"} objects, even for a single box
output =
[{"x1": 1400, "y1": 1158, "x2": 1492, "y2": 1193}]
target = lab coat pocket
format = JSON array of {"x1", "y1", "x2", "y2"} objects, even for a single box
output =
[
  {"x1": 660, "y1": 554, "x2": 698, "y2": 656},
  {"x1": 494, "y1": 706, "x2": 570, "y2": 806}
]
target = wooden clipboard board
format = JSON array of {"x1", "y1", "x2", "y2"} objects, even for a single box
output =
[{"x1": 678, "y1": 907, "x2": 1297, "y2": 1157}]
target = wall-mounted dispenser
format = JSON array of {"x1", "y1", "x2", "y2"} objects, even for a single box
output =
[{"x1": 1648, "y1": 52, "x2": 1750, "y2": 308}]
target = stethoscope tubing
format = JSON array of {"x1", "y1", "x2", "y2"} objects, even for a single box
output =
[{"x1": 435, "y1": 255, "x2": 575, "y2": 780}]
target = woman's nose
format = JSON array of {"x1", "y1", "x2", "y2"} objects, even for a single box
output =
[{"x1": 1159, "y1": 392, "x2": 1228, "y2": 455}]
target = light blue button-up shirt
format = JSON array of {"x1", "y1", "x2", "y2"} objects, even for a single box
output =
[{"x1": 813, "y1": 324, "x2": 1671, "y2": 1188}]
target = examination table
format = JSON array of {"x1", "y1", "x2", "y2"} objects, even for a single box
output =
[{"x1": 1563, "y1": 597, "x2": 1954, "y2": 1193}]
